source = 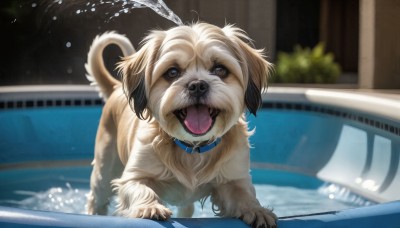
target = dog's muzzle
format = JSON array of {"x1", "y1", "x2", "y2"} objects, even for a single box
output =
[{"x1": 173, "y1": 80, "x2": 220, "y2": 136}]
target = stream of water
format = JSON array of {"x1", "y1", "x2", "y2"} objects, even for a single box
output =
[{"x1": 48, "y1": 0, "x2": 183, "y2": 25}]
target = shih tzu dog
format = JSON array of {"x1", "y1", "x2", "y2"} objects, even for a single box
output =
[{"x1": 85, "y1": 22, "x2": 277, "y2": 228}]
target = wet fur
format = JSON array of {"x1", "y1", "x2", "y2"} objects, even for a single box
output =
[{"x1": 85, "y1": 23, "x2": 277, "y2": 228}]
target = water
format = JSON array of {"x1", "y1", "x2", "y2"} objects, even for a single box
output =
[
  {"x1": 1, "y1": 182, "x2": 373, "y2": 218},
  {"x1": 49, "y1": 0, "x2": 183, "y2": 25}
]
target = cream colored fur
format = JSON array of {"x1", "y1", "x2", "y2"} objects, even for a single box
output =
[{"x1": 85, "y1": 23, "x2": 277, "y2": 228}]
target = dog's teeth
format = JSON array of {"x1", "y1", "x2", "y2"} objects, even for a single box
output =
[
  {"x1": 208, "y1": 108, "x2": 219, "y2": 117},
  {"x1": 180, "y1": 109, "x2": 187, "y2": 118}
]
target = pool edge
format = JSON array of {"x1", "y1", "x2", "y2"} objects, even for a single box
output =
[{"x1": 1, "y1": 201, "x2": 399, "y2": 228}]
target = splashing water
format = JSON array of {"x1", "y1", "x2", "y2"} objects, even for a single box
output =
[
  {"x1": 0, "y1": 182, "x2": 374, "y2": 217},
  {"x1": 72, "y1": 0, "x2": 183, "y2": 25}
]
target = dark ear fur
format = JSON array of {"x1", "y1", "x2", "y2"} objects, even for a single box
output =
[
  {"x1": 129, "y1": 76, "x2": 147, "y2": 120},
  {"x1": 245, "y1": 78, "x2": 261, "y2": 116}
]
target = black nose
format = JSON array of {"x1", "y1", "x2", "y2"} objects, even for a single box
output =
[{"x1": 188, "y1": 80, "x2": 209, "y2": 98}]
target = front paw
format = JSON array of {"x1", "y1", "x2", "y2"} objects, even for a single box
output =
[
  {"x1": 239, "y1": 207, "x2": 277, "y2": 228},
  {"x1": 129, "y1": 204, "x2": 172, "y2": 221}
]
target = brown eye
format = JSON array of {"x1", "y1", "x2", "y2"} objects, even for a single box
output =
[
  {"x1": 210, "y1": 64, "x2": 229, "y2": 78},
  {"x1": 163, "y1": 67, "x2": 181, "y2": 80}
]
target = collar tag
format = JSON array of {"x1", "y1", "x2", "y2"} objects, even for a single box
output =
[{"x1": 174, "y1": 138, "x2": 222, "y2": 154}]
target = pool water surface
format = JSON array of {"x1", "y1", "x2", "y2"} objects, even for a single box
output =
[{"x1": 0, "y1": 166, "x2": 373, "y2": 218}]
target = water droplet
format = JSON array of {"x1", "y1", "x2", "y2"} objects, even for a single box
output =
[
  {"x1": 76, "y1": 9, "x2": 81, "y2": 14},
  {"x1": 31, "y1": 3, "x2": 37, "y2": 8},
  {"x1": 65, "y1": 42, "x2": 71, "y2": 48},
  {"x1": 114, "y1": 12, "x2": 119, "y2": 17},
  {"x1": 91, "y1": 7, "x2": 95, "y2": 12},
  {"x1": 52, "y1": 16, "x2": 57, "y2": 20}
]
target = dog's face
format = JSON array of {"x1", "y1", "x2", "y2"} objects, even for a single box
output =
[{"x1": 119, "y1": 23, "x2": 271, "y2": 142}]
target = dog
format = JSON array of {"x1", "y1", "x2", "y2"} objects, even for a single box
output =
[{"x1": 85, "y1": 22, "x2": 277, "y2": 228}]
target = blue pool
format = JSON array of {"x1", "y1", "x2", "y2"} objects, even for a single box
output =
[{"x1": 0, "y1": 86, "x2": 399, "y2": 227}]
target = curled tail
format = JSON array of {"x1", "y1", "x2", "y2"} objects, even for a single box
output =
[{"x1": 85, "y1": 32, "x2": 135, "y2": 100}]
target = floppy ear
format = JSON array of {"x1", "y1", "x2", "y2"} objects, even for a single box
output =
[
  {"x1": 118, "y1": 31, "x2": 165, "y2": 120},
  {"x1": 223, "y1": 25, "x2": 272, "y2": 116},
  {"x1": 241, "y1": 42, "x2": 272, "y2": 116}
]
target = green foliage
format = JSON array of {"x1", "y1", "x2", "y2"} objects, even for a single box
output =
[{"x1": 272, "y1": 43, "x2": 341, "y2": 83}]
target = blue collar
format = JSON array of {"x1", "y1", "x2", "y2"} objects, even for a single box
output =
[{"x1": 174, "y1": 138, "x2": 222, "y2": 154}]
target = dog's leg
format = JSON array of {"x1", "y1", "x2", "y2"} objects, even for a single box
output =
[
  {"x1": 87, "y1": 126, "x2": 123, "y2": 215},
  {"x1": 113, "y1": 179, "x2": 173, "y2": 220},
  {"x1": 177, "y1": 204, "x2": 194, "y2": 218},
  {"x1": 211, "y1": 178, "x2": 277, "y2": 228}
]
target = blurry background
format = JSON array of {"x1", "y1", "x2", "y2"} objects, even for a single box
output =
[{"x1": 0, "y1": 0, "x2": 399, "y2": 89}]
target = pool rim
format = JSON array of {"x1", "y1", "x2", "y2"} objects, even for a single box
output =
[{"x1": 2, "y1": 85, "x2": 399, "y2": 137}]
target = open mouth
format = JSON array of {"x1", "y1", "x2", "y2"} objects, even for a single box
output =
[{"x1": 174, "y1": 104, "x2": 220, "y2": 136}]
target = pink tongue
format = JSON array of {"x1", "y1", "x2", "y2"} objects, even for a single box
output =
[{"x1": 183, "y1": 105, "x2": 212, "y2": 135}]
